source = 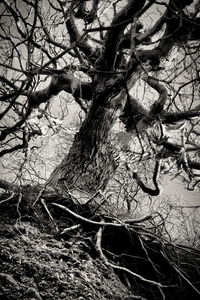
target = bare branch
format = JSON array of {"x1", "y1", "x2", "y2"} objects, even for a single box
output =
[
  {"x1": 163, "y1": 110, "x2": 200, "y2": 124},
  {"x1": 29, "y1": 72, "x2": 93, "y2": 108},
  {"x1": 66, "y1": 16, "x2": 95, "y2": 63},
  {"x1": 75, "y1": 0, "x2": 100, "y2": 24},
  {"x1": 142, "y1": 75, "x2": 168, "y2": 121},
  {"x1": 132, "y1": 160, "x2": 162, "y2": 196},
  {"x1": 96, "y1": 0, "x2": 146, "y2": 72}
]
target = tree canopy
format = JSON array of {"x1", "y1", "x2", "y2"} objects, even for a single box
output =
[{"x1": 0, "y1": 0, "x2": 200, "y2": 195}]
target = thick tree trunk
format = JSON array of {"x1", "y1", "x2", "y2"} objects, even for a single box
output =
[{"x1": 48, "y1": 89, "x2": 125, "y2": 193}]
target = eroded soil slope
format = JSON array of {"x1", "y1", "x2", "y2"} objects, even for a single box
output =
[{"x1": 0, "y1": 220, "x2": 131, "y2": 300}]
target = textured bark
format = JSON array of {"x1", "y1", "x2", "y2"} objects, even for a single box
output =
[{"x1": 48, "y1": 90, "x2": 125, "y2": 193}]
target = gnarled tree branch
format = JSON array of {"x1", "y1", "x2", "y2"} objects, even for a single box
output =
[
  {"x1": 132, "y1": 160, "x2": 162, "y2": 196},
  {"x1": 75, "y1": 0, "x2": 100, "y2": 24},
  {"x1": 96, "y1": 0, "x2": 146, "y2": 72},
  {"x1": 66, "y1": 16, "x2": 95, "y2": 63}
]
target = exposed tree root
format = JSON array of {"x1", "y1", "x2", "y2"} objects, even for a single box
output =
[
  {"x1": 95, "y1": 223, "x2": 165, "y2": 288},
  {"x1": 52, "y1": 202, "x2": 145, "y2": 228},
  {"x1": 61, "y1": 224, "x2": 81, "y2": 235},
  {"x1": 0, "y1": 184, "x2": 200, "y2": 299},
  {"x1": 160, "y1": 250, "x2": 200, "y2": 296},
  {"x1": 41, "y1": 198, "x2": 59, "y2": 232}
]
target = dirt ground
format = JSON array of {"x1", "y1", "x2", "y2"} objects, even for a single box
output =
[
  {"x1": 0, "y1": 219, "x2": 134, "y2": 300},
  {"x1": 0, "y1": 190, "x2": 200, "y2": 300}
]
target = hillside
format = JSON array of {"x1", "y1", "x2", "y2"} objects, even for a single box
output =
[{"x1": 0, "y1": 186, "x2": 200, "y2": 300}]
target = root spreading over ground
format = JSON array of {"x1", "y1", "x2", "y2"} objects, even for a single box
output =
[{"x1": 0, "y1": 185, "x2": 200, "y2": 300}]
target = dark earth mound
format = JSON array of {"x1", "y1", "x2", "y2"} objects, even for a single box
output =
[
  {"x1": 0, "y1": 187, "x2": 200, "y2": 300},
  {"x1": 0, "y1": 220, "x2": 133, "y2": 300}
]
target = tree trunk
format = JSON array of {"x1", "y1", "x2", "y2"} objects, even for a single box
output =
[{"x1": 48, "y1": 88, "x2": 125, "y2": 193}]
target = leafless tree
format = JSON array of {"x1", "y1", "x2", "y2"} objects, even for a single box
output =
[
  {"x1": 0, "y1": 0, "x2": 200, "y2": 196},
  {"x1": 1, "y1": 2, "x2": 200, "y2": 298}
]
